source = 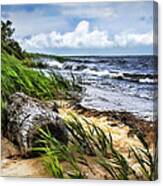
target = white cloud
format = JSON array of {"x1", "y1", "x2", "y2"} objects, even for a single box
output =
[
  {"x1": 19, "y1": 20, "x2": 113, "y2": 50},
  {"x1": 19, "y1": 20, "x2": 153, "y2": 51},
  {"x1": 114, "y1": 31, "x2": 153, "y2": 47}
]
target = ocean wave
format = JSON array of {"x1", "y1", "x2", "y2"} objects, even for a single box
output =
[
  {"x1": 46, "y1": 60, "x2": 63, "y2": 69},
  {"x1": 82, "y1": 68, "x2": 109, "y2": 76},
  {"x1": 120, "y1": 73, "x2": 158, "y2": 84},
  {"x1": 81, "y1": 68, "x2": 157, "y2": 84},
  {"x1": 62, "y1": 62, "x2": 99, "y2": 72},
  {"x1": 49, "y1": 58, "x2": 157, "y2": 84}
]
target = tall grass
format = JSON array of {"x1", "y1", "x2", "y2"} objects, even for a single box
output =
[
  {"x1": 98, "y1": 134, "x2": 137, "y2": 180},
  {"x1": 65, "y1": 113, "x2": 136, "y2": 180},
  {"x1": 34, "y1": 113, "x2": 157, "y2": 180},
  {"x1": 65, "y1": 112, "x2": 111, "y2": 156},
  {"x1": 33, "y1": 128, "x2": 86, "y2": 178},
  {"x1": 130, "y1": 128, "x2": 158, "y2": 180},
  {"x1": 1, "y1": 53, "x2": 81, "y2": 102}
]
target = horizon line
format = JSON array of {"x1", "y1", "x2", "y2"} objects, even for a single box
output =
[{"x1": 30, "y1": 52, "x2": 157, "y2": 57}]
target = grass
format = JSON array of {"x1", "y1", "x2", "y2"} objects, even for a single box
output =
[
  {"x1": 33, "y1": 113, "x2": 157, "y2": 180},
  {"x1": 1, "y1": 52, "x2": 81, "y2": 102},
  {"x1": 33, "y1": 128, "x2": 86, "y2": 178},
  {"x1": 65, "y1": 112, "x2": 111, "y2": 156},
  {"x1": 1, "y1": 52, "x2": 81, "y2": 133}
]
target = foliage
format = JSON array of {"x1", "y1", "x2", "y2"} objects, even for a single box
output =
[
  {"x1": 65, "y1": 113, "x2": 136, "y2": 180},
  {"x1": 1, "y1": 100, "x2": 8, "y2": 133},
  {"x1": 1, "y1": 19, "x2": 157, "y2": 181},
  {"x1": 98, "y1": 135, "x2": 137, "y2": 180},
  {"x1": 1, "y1": 20, "x2": 25, "y2": 59},
  {"x1": 65, "y1": 112, "x2": 111, "y2": 156}
]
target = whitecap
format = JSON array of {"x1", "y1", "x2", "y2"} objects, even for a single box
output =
[
  {"x1": 45, "y1": 60, "x2": 63, "y2": 69},
  {"x1": 139, "y1": 78, "x2": 157, "y2": 84},
  {"x1": 82, "y1": 68, "x2": 109, "y2": 76}
]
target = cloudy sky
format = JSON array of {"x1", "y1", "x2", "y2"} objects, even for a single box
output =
[{"x1": 1, "y1": 1, "x2": 156, "y2": 55}]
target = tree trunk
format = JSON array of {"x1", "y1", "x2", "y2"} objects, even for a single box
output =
[{"x1": 6, "y1": 92, "x2": 68, "y2": 156}]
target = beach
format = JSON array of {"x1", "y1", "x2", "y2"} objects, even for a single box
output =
[{"x1": 1, "y1": 96, "x2": 157, "y2": 179}]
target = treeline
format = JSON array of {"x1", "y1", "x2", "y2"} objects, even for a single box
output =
[
  {"x1": 1, "y1": 20, "x2": 25, "y2": 60},
  {"x1": 26, "y1": 52, "x2": 68, "y2": 63}
]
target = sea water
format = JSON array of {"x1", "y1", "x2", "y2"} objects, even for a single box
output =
[{"x1": 40, "y1": 55, "x2": 158, "y2": 121}]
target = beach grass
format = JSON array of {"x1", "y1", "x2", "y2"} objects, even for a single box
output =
[
  {"x1": 33, "y1": 113, "x2": 157, "y2": 180},
  {"x1": 1, "y1": 52, "x2": 80, "y2": 102}
]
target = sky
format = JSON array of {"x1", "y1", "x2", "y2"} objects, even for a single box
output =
[{"x1": 1, "y1": 1, "x2": 157, "y2": 55}]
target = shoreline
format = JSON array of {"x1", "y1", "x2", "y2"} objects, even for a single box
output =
[{"x1": 59, "y1": 99, "x2": 157, "y2": 147}]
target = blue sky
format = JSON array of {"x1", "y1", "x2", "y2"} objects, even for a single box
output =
[{"x1": 1, "y1": 1, "x2": 157, "y2": 55}]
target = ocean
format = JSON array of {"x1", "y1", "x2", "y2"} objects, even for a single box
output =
[{"x1": 40, "y1": 55, "x2": 158, "y2": 122}]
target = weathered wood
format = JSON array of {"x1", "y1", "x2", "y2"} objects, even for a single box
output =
[{"x1": 6, "y1": 92, "x2": 68, "y2": 156}]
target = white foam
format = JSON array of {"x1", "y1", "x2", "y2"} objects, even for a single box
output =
[
  {"x1": 82, "y1": 68, "x2": 109, "y2": 76},
  {"x1": 45, "y1": 60, "x2": 63, "y2": 69},
  {"x1": 139, "y1": 78, "x2": 157, "y2": 83},
  {"x1": 108, "y1": 72, "x2": 124, "y2": 78}
]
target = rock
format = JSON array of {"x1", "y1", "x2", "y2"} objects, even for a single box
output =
[{"x1": 6, "y1": 92, "x2": 68, "y2": 156}]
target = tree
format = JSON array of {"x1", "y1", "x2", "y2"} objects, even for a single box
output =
[{"x1": 1, "y1": 20, "x2": 25, "y2": 59}]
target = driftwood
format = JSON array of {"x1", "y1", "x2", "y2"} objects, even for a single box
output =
[{"x1": 6, "y1": 92, "x2": 68, "y2": 156}]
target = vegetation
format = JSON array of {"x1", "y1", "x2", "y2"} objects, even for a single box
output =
[
  {"x1": 22, "y1": 59, "x2": 49, "y2": 69},
  {"x1": 130, "y1": 128, "x2": 158, "y2": 180},
  {"x1": 33, "y1": 113, "x2": 158, "y2": 180},
  {"x1": 2, "y1": 53, "x2": 80, "y2": 102},
  {"x1": 1, "y1": 20, "x2": 25, "y2": 59},
  {"x1": 1, "y1": 52, "x2": 80, "y2": 132},
  {"x1": 24, "y1": 52, "x2": 69, "y2": 63}
]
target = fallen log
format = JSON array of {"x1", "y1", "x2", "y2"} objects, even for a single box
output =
[{"x1": 6, "y1": 92, "x2": 68, "y2": 156}]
